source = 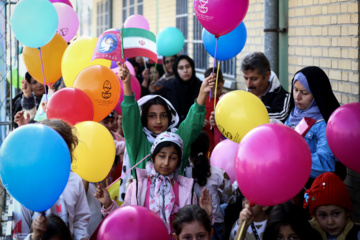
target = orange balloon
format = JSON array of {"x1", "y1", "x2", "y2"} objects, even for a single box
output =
[
  {"x1": 23, "y1": 33, "x2": 67, "y2": 85},
  {"x1": 73, "y1": 65, "x2": 121, "y2": 122}
]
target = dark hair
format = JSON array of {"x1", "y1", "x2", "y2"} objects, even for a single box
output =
[
  {"x1": 151, "y1": 141, "x2": 182, "y2": 167},
  {"x1": 40, "y1": 119, "x2": 78, "y2": 161},
  {"x1": 173, "y1": 55, "x2": 196, "y2": 81},
  {"x1": 190, "y1": 131, "x2": 211, "y2": 186},
  {"x1": 204, "y1": 67, "x2": 224, "y2": 83},
  {"x1": 148, "y1": 63, "x2": 164, "y2": 79},
  {"x1": 141, "y1": 96, "x2": 173, "y2": 128},
  {"x1": 263, "y1": 202, "x2": 317, "y2": 240},
  {"x1": 41, "y1": 214, "x2": 73, "y2": 240},
  {"x1": 241, "y1": 52, "x2": 271, "y2": 77},
  {"x1": 25, "y1": 72, "x2": 32, "y2": 84},
  {"x1": 173, "y1": 205, "x2": 212, "y2": 236}
]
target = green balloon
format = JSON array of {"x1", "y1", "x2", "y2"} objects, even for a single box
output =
[
  {"x1": 7, "y1": 69, "x2": 23, "y2": 88},
  {"x1": 157, "y1": 27, "x2": 185, "y2": 57}
]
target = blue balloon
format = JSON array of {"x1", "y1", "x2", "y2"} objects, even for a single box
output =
[
  {"x1": 10, "y1": 0, "x2": 58, "y2": 48},
  {"x1": 157, "y1": 27, "x2": 185, "y2": 57},
  {"x1": 0, "y1": 124, "x2": 71, "y2": 212},
  {"x1": 202, "y1": 22, "x2": 247, "y2": 61}
]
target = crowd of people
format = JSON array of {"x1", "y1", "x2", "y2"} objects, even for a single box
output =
[{"x1": 10, "y1": 51, "x2": 358, "y2": 240}]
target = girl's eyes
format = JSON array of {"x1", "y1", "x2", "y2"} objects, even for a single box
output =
[
  {"x1": 161, "y1": 114, "x2": 168, "y2": 118},
  {"x1": 333, "y1": 211, "x2": 341, "y2": 217}
]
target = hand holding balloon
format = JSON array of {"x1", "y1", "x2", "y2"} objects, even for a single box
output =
[
  {"x1": 32, "y1": 215, "x2": 48, "y2": 240},
  {"x1": 117, "y1": 62, "x2": 132, "y2": 96},
  {"x1": 197, "y1": 73, "x2": 216, "y2": 105},
  {"x1": 94, "y1": 183, "x2": 112, "y2": 209}
]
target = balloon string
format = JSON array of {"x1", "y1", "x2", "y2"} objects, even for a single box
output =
[
  {"x1": 153, "y1": 63, "x2": 157, "y2": 82},
  {"x1": 237, "y1": 220, "x2": 246, "y2": 240},
  {"x1": 209, "y1": 37, "x2": 219, "y2": 102},
  {"x1": 38, "y1": 48, "x2": 48, "y2": 102},
  {"x1": 106, "y1": 153, "x2": 150, "y2": 190},
  {"x1": 214, "y1": 62, "x2": 220, "y2": 110}
]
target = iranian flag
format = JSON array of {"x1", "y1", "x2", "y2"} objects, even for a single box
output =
[{"x1": 121, "y1": 28, "x2": 158, "y2": 63}]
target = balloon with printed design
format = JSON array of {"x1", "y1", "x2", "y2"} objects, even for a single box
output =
[{"x1": 53, "y1": 2, "x2": 79, "y2": 42}]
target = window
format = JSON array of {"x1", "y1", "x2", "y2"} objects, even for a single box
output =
[
  {"x1": 122, "y1": 0, "x2": 127, "y2": 24},
  {"x1": 193, "y1": 15, "x2": 208, "y2": 71},
  {"x1": 220, "y1": 58, "x2": 236, "y2": 77},
  {"x1": 176, "y1": 0, "x2": 188, "y2": 55},
  {"x1": 129, "y1": 0, "x2": 135, "y2": 16},
  {"x1": 96, "y1": 0, "x2": 111, "y2": 36},
  {"x1": 137, "y1": 0, "x2": 143, "y2": 15}
]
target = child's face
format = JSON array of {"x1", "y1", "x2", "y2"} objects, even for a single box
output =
[
  {"x1": 315, "y1": 205, "x2": 349, "y2": 237},
  {"x1": 154, "y1": 146, "x2": 179, "y2": 176},
  {"x1": 277, "y1": 224, "x2": 300, "y2": 240},
  {"x1": 100, "y1": 118, "x2": 114, "y2": 132},
  {"x1": 147, "y1": 104, "x2": 169, "y2": 135},
  {"x1": 211, "y1": 81, "x2": 224, "y2": 98},
  {"x1": 173, "y1": 220, "x2": 212, "y2": 240}
]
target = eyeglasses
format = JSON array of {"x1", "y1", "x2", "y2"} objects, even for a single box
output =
[{"x1": 164, "y1": 59, "x2": 175, "y2": 64}]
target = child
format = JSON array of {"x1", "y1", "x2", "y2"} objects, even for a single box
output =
[
  {"x1": 13, "y1": 119, "x2": 90, "y2": 240},
  {"x1": 95, "y1": 132, "x2": 197, "y2": 235},
  {"x1": 304, "y1": 172, "x2": 360, "y2": 240},
  {"x1": 114, "y1": 62, "x2": 215, "y2": 202},
  {"x1": 173, "y1": 205, "x2": 214, "y2": 240},
  {"x1": 230, "y1": 198, "x2": 271, "y2": 240},
  {"x1": 263, "y1": 202, "x2": 320, "y2": 240},
  {"x1": 187, "y1": 131, "x2": 234, "y2": 240},
  {"x1": 26, "y1": 214, "x2": 72, "y2": 240}
]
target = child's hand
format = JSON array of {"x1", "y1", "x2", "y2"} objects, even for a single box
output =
[
  {"x1": 94, "y1": 183, "x2": 112, "y2": 209},
  {"x1": 14, "y1": 110, "x2": 30, "y2": 127},
  {"x1": 142, "y1": 68, "x2": 150, "y2": 81},
  {"x1": 32, "y1": 215, "x2": 47, "y2": 240},
  {"x1": 199, "y1": 187, "x2": 213, "y2": 218},
  {"x1": 197, "y1": 73, "x2": 216, "y2": 106},
  {"x1": 239, "y1": 206, "x2": 254, "y2": 230},
  {"x1": 209, "y1": 111, "x2": 216, "y2": 127},
  {"x1": 117, "y1": 62, "x2": 131, "y2": 84},
  {"x1": 21, "y1": 80, "x2": 32, "y2": 98}
]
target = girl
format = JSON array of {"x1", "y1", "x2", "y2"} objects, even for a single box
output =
[
  {"x1": 113, "y1": 60, "x2": 215, "y2": 202},
  {"x1": 263, "y1": 202, "x2": 320, "y2": 240},
  {"x1": 187, "y1": 131, "x2": 233, "y2": 240},
  {"x1": 304, "y1": 172, "x2": 360, "y2": 240},
  {"x1": 141, "y1": 63, "x2": 165, "y2": 94},
  {"x1": 173, "y1": 205, "x2": 213, "y2": 240},
  {"x1": 96, "y1": 132, "x2": 200, "y2": 235},
  {"x1": 154, "y1": 55, "x2": 203, "y2": 123}
]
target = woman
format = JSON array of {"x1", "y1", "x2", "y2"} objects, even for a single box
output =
[
  {"x1": 285, "y1": 66, "x2": 344, "y2": 182},
  {"x1": 156, "y1": 55, "x2": 177, "y2": 87},
  {"x1": 155, "y1": 55, "x2": 202, "y2": 124}
]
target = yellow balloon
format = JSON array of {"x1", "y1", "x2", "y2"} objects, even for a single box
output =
[
  {"x1": 107, "y1": 179, "x2": 124, "y2": 206},
  {"x1": 71, "y1": 121, "x2": 115, "y2": 182},
  {"x1": 61, "y1": 37, "x2": 111, "y2": 87},
  {"x1": 215, "y1": 90, "x2": 270, "y2": 143}
]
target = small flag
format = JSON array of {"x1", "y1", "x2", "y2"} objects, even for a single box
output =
[
  {"x1": 121, "y1": 28, "x2": 158, "y2": 63},
  {"x1": 91, "y1": 28, "x2": 125, "y2": 63}
]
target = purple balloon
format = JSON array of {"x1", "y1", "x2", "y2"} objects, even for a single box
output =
[
  {"x1": 327, "y1": 102, "x2": 360, "y2": 173},
  {"x1": 124, "y1": 14, "x2": 149, "y2": 30},
  {"x1": 97, "y1": 206, "x2": 169, "y2": 240},
  {"x1": 210, "y1": 139, "x2": 239, "y2": 183},
  {"x1": 235, "y1": 123, "x2": 311, "y2": 206}
]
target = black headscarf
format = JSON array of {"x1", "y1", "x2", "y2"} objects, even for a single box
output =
[
  {"x1": 289, "y1": 66, "x2": 340, "y2": 123},
  {"x1": 154, "y1": 55, "x2": 202, "y2": 123}
]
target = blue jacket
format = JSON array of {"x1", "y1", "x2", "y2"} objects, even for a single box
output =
[{"x1": 285, "y1": 118, "x2": 336, "y2": 178}]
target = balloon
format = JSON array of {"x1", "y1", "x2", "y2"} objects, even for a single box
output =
[
  {"x1": 49, "y1": 0, "x2": 73, "y2": 8},
  {"x1": 71, "y1": 121, "x2": 115, "y2": 182},
  {"x1": 11, "y1": 0, "x2": 59, "y2": 48},
  {"x1": 157, "y1": 27, "x2": 185, "y2": 57},
  {"x1": 61, "y1": 37, "x2": 111, "y2": 87},
  {"x1": 210, "y1": 139, "x2": 239, "y2": 183},
  {"x1": 6, "y1": 68, "x2": 23, "y2": 88},
  {"x1": 112, "y1": 67, "x2": 141, "y2": 114},
  {"x1": 73, "y1": 65, "x2": 121, "y2": 122},
  {"x1": 202, "y1": 22, "x2": 247, "y2": 61},
  {"x1": 107, "y1": 179, "x2": 123, "y2": 206},
  {"x1": 97, "y1": 206, "x2": 169, "y2": 240},
  {"x1": 47, "y1": 88, "x2": 94, "y2": 126},
  {"x1": 235, "y1": 124, "x2": 312, "y2": 206},
  {"x1": 326, "y1": 102, "x2": 360, "y2": 173},
  {"x1": 215, "y1": 90, "x2": 269, "y2": 143},
  {"x1": 124, "y1": 14, "x2": 149, "y2": 30},
  {"x1": 125, "y1": 61, "x2": 136, "y2": 76},
  {"x1": 194, "y1": 0, "x2": 249, "y2": 37},
  {"x1": 23, "y1": 33, "x2": 67, "y2": 85},
  {"x1": 0, "y1": 124, "x2": 71, "y2": 212},
  {"x1": 53, "y1": 3, "x2": 79, "y2": 42}
]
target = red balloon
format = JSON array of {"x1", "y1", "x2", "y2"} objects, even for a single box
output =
[
  {"x1": 49, "y1": 0, "x2": 73, "y2": 8},
  {"x1": 326, "y1": 102, "x2": 360, "y2": 173},
  {"x1": 97, "y1": 206, "x2": 169, "y2": 240},
  {"x1": 47, "y1": 88, "x2": 94, "y2": 126}
]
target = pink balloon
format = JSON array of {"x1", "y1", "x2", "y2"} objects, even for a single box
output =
[
  {"x1": 194, "y1": 0, "x2": 249, "y2": 37},
  {"x1": 326, "y1": 103, "x2": 360, "y2": 173},
  {"x1": 235, "y1": 124, "x2": 311, "y2": 206},
  {"x1": 112, "y1": 68, "x2": 141, "y2": 114},
  {"x1": 210, "y1": 139, "x2": 239, "y2": 183},
  {"x1": 97, "y1": 206, "x2": 169, "y2": 240},
  {"x1": 53, "y1": 3, "x2": 79, "y2": 42},
  {"x1": 125, "y1": 61, "x2": 136, "y2": 76},
  {"x1": 124, "y1": 14, "x2": 150, "y2": 30},
  {"x1": 49, "y1": 0, "x2": 72, "y2": 8}
]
